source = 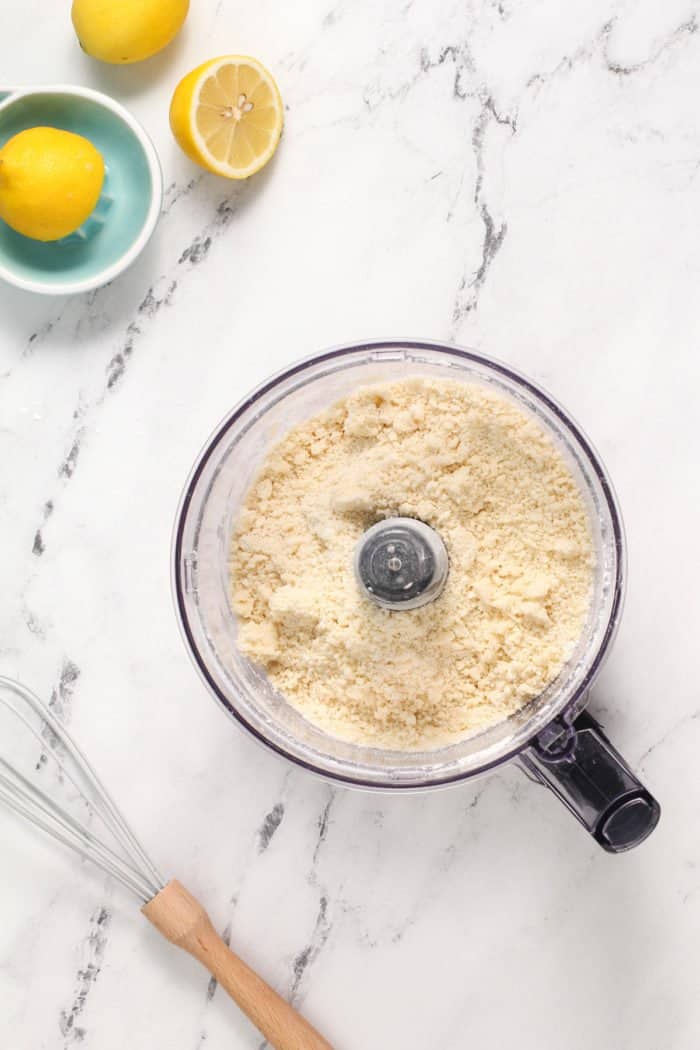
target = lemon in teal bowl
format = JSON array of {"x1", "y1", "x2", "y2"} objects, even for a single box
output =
[{"x1": 0, "y1": 86, "x2": 162, "y2": 295}]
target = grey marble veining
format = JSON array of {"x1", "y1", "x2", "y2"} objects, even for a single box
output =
[{"x1": 2, "y1": 1, "x2": 700, "y2": 1047}]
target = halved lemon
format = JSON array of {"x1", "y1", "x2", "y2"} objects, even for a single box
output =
[{"x1": 170, "y1": 55, "x2": 283, "y2": 179}]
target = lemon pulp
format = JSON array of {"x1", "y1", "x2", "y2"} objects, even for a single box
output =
[{"x1": 170, "y1": 56, "x2": 283, "y2": 179}]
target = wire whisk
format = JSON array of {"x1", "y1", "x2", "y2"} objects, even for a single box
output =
[
  {"x1": 0, "y1": 676, "x2": 163, "y2": 903},
  {"x1": 0, "y1": 675, "x2": 331, "y2": 1050}
]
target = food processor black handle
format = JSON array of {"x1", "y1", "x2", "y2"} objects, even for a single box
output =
[{"x1": 520, "y1": 710, "x2": 660, "y2": 852}]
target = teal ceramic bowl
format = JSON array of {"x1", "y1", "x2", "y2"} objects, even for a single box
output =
[{"x1": 0, "y1": 85, "x2": 162, "y2": 295}]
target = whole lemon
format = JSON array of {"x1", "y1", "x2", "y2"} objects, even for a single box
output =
[
  {"x1": 0, "y1": 127, "x2": 105, "y2": 242},
  {"x1": 71, "y1": 0, "x2": 189, "y2": 64}
]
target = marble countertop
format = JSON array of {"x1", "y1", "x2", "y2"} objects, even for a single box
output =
[{"x1": 2, "y1": 0, "x2": 699, "y2": 1047}]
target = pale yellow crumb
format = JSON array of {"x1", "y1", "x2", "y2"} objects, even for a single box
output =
[{"x1": 230, "y1": 377, "x2": 594, "y2": 751}]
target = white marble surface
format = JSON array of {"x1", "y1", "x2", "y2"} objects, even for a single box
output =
[{"x1": 1, "y1": 0, "x2": 700, "y2": 1047}]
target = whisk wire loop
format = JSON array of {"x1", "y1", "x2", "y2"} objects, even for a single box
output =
[{"x1": 0, "y1": 675, "x2": 164, "y2": 903}]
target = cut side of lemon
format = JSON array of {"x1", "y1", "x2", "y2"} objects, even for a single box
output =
[{"x1": 170, "y1": 56, "x2": 283, "y2": 179}]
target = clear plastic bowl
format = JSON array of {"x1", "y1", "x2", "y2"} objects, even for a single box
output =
[{"x1": 172, "y1": 340, "x2": 624, "y2": 790}]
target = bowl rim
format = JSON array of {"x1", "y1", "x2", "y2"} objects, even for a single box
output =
[
  {"x1": 0, "y1": 84, "x2": 162, "y2": 296},
  {"x1": 172, "y1": 339, "x2": 626, "y2": 790}
]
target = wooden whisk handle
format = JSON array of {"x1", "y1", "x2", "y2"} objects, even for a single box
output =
[{"x1": 143, "y1": 880, "x2": 333, "y2": 1050}]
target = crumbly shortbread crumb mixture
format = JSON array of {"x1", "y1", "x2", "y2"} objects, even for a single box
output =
[{"x1": 230, "y1": 378, "x2": 594, "y2": 750}]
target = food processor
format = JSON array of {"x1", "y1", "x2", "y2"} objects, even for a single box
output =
[{"x1": 172, "y1": 340, "x2": 660, "y2": 852}]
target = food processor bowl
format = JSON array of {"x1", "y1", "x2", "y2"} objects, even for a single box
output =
[{"x1": 173, "y1": 340, "x2": 660, "y2": 851}]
